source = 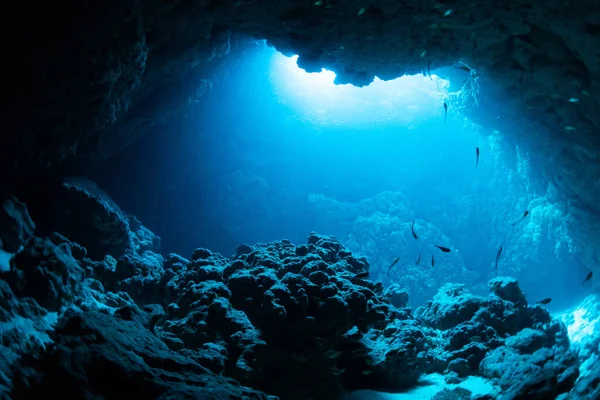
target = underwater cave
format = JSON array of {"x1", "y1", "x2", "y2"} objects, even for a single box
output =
[{"x1": 1, "y1": 2, "x2": 600, "y2": 399}]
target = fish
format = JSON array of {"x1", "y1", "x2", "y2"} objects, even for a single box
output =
[
  {"x1": 431, "y1": 255, "x2": 435, "y2": 267},
  {"x1": 443, "y1": 102, "x2": 448, "y2": 122},
  {"x1": 427, "y1": 61, "x2": 432, "y2": 80},
  {"x1": 583, "y1": 271, "x2": 593, "y2": 284},
  {"x1": 535, "y1": 298, "x2": 552, "y2": 305},
  {"x1": 512, "y1": 210, "x2": 529, "y2": 226},
  {"x1": 387, "y1": 257, "x2": 400, "y2": 276},
  {"x1": 455, "y1": 65, "x2": 471, "y2": 73},
  {"x1": 434, "y1": 244, "x2": 451, "y2": 253},
  {"x1": 353, "y1": 271, "x2": 369, "y2": 280},
  {"x1": 495, "y1": 244, "x2": 503, "y2": 270},
  {"x1": 416, "y1": 251, "x2": 421, "y2": 265},
  {"x1": 476, "y1": 147, "x2": 480, "y2": 168},
  {"x1": 352, "y1": 348, "x2": 370, "y2": 356},
  {"x1": 325, "y1": 350, "x2": 342, "y2": 359},
  {"x1": 411, "y1": 220, "x2": 418, "y2": 240},
  {"x1": 331, "y1": 366, "x2": 346, "y2": 376},
  {"x1": 361, "y1": 369, "x2": 373, "y2": 375}
]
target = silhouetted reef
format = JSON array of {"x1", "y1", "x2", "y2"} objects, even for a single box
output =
[{"x1": 0, "y1": 179, "x2": 597, "y2": 399}]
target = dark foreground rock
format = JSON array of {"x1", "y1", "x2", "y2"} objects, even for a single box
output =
[
  {"x1": 416, "y1": 277, "x2": 578, "y2": 400},
  {"x1": 0, "y1": 196, "x2": 35, "y2": 254},
  {"x1": 11, "y1": 310, "x2": 275, "y2": 400},
  {"x1": 156, "y1": 233, "x2": 432, "y2": 399},
  {"x1": 44, "y1": 177, "x2": 161, "y2": 260},
  {"x1": 0, "y1": 194, "x2": 590, "y2": 399}
]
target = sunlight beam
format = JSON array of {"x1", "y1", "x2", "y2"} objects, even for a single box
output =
[{"x1": 268, "y1": 51, "x2": 450, "y2": 128}]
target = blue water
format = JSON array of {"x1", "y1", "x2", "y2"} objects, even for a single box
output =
[{"x1": 95, "y1": 45, "x2": 591, "y2": 310}]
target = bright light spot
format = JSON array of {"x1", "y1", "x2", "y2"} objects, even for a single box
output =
[
  {"x1": 567, "y1": 308, "x2": 597, "y2": 343},
  {"x1": 0, "y1": 250, "x2": 12, "y2": 272},
  {"x1": 269, "y1": 52, "x2": 450, "y2": 128},
  {"x1": 559, "y1": 294, "x2": 600, "y2": 344}
]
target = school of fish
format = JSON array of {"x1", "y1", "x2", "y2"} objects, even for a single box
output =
[{"x1": 385, "y1": 98, "x2": 594, "y2": 305}]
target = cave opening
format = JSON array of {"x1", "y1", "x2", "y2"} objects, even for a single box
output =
[{"x1": 87, "y1": 45, "x2": 589, "y2": 314}]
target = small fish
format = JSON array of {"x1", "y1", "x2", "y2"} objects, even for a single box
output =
[
  {"x1": 535, "y1": 298, "x2": 552, "y2": 305},
  {"x1": 362, "y1": 369, "x2": 373, "y2": 375},
  {"x1": 568, "y1": 98, "x2": 579, "y2": 103},
  {"x1": 352, "y1": 348, "x2": 370, "y2": 356},
  {"x1": 470, "y1": 336, "x2": 483, "y2": 342},
  {"x1": 495, "y1": 244, "x2": 503, "y2": 270},
  {"x1": 583, "y1": 271, "x2": 593, "y2": 284},
  {"x1": 411, "y1": 220, "x2": 418, "y2": 240},
  {"x1": 476, "y1": 147, "x2": 480, "y2": 168},
  {"x1": 353, "y1": 271, "x2": 369, "y2": 280},
  {"x1": 443, "y1": 9, "x2": 453, "y2": 17},
  {"x1": 455, "y1": 65, "x2": 471, "y2": 73},
  {"x1": 416, "y1": 251, "x2": 421, "y2": 265},
  {"x1": 387, "y1": 257, "x2": 400, "y2": 276},
  {"x1": 434, "y1": 244, "x2": 451, "y2": 253},
  {"x1": 420, "y1": 50, "x2": 427, "y2": 58},
  {"x1": 325, "y1": 350, "x2": 342, "y2": 359},
  {"x1": 512, "y1": 210, "x2": 529, "y2": 226},
  {"x1": 431, "y1": 255, "x2": 435, "y2": 267},
  {"x1": 443, "y1": 102, "x2": 448, "y2": 122},
  {"x1": 314, "y1": 0, "x2": 323, "y2": 5},
  {"x1": 427, "y1": 61, "x2": 432, "y2": 80},
  {"x1": 331, "y1": 366, "x2": 347, "y2": 376},
  {"x1": 357, "y1": 7, "x2": 366, "y2": 16},
  {"x1": 565, "y1": 126, "x2": 576, "y2": 131}
]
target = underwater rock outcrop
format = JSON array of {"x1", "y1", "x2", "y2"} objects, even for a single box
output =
[
  {"x1": 153, "y1": 233, "x2": 435, "y2": 398},
  {"x1": 417, "y1": 277, "x2": 578, "y2": 399},
  {"x1": 0, "y1": 196, "x2": 35, "y2": 254},
  {"x1": 558, "y1": 294, "x2": 600, "y2": 399},
  {"x1": 0, "y1": 187, "x2": 591, "y2": 399},
  {"x1": 44, "y1": 177, "x2": 161, "y2": 260},
  {"x1": 11, "y1": 309, "x2": 276, "y2": 400},
  {"x1": 0, "y1": 200, "x2": 436, "y2": 399}
]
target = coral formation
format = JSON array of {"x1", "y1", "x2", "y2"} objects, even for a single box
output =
[{"x1": 0, "y1": 185, "x2": 595, "y2": 399}]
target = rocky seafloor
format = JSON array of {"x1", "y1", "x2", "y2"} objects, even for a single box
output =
[{"x1": 0, "y1": 178, "x2": 598, "y2": 400}]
